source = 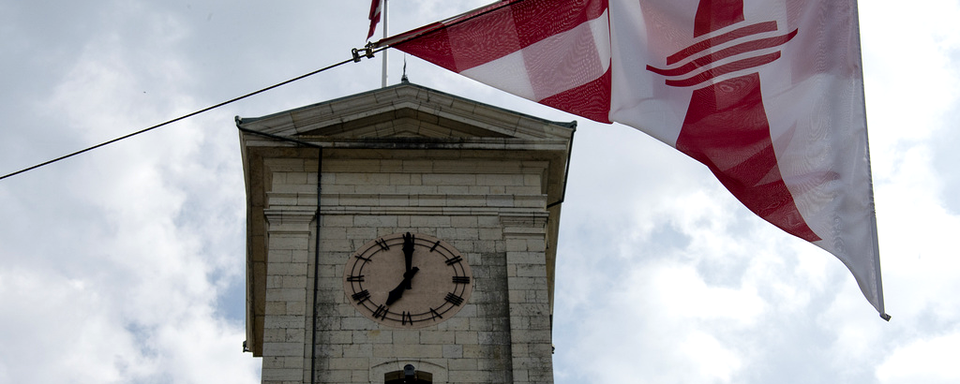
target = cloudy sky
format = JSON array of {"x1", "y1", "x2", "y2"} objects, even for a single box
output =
[{"x1": 2, "y1": 0, "x2": 959, "y2": 383}]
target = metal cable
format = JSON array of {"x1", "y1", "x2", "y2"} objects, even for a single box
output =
[{"x1": 0, "y1": 54, "x2": 369, "y2": 182}]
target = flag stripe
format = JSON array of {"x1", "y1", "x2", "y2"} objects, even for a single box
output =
[
  {"x1": 395, "y1": 0, "x2": 612, "y2": 121},
  {"x1": 677, "y1": 73, "x2": 820, "y2": 241},
  {"x1": 646, "y1": 29, "x2": 797, "y2": 77},
  {"x1": 395, "y1": 0, "x2": 608, "y2": 73},
  {"x1": 666, "y1": 21, "x2": 778, "y2": 65},
  {"x1": 694, "y1": 0, "x2": 745, "y2": 37},
  {"x1": 459, "y1": 9, "x2": 610, "y2": 101},
  {"x1": 665, "y1": 51, "x2": 782, "y2": 87},
  {"x1": 367, "y1": 0, "x2": 382, "y2": 40},
  {"x1": 539, "y1": 68, "x2": 613, "y2": 123},
  {"x1": 508, "y1": 0, "x2": 608, "y2": 48}
]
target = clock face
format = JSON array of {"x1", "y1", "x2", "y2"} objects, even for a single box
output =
[{"x1": 343, "y1": 232, "x2": 472, "y2": 328}]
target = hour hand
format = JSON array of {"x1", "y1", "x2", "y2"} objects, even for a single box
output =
[{"x1": 385, "y1": 267, "x2": 419, "y2": 305}]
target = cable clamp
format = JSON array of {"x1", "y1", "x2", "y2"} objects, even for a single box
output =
[{"x1": 351, "y1": 43, "x2": 376, "y2": 62}]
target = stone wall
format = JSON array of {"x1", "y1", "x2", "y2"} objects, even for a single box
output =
[{"x1": 257, "y1": 153, "x2": 555, "y2": 383}]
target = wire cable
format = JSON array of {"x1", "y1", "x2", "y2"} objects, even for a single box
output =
[
  {"x1": 0, "y1": 53, "x2": 374, "y2": 182},
  {"x1": 2, "y1": 0, "x2": 514, "y2": 183}
]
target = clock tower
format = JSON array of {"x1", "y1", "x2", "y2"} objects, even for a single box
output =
[{"x1": 238, "y1": 82, "x2": 575, "y2": 384}]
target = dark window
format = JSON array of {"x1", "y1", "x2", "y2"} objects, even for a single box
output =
[{"x1": 384, "y1": 367, "x2": 432, "y2": 384}]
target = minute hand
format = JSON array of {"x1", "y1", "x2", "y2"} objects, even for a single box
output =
[
  {"x1": 385, "y1": 267, "x2": 419, "y2": 306},
  {"x1": 402, "y1": 232, "x2": 415, "y2": 289}
]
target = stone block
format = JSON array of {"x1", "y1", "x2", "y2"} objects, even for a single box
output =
[
  {"x1": 320, "y1": 215, "x2": 353, "y2": 228},
  {"x1": 419, "y1": 330, "x2": 456, "y2": 345},
  {"x1": 285, "y1": 301, "x2": 305, "y2": 316},
  {"x1": 516, "y1": 264, "x2": 547, "y2": 277},
  {"x1": 443, "y1": 344, "x2": 464, "y2": 358},
  {"x1": 507, "y1": 252, "x2": 543, "y2": 265},
  {"x1": 506, "y1": 185, "x2": 540, "y2": 195},
  {"x1": 262, "y1": 342, "x2": 304, "y2": 357},
  {"x1": 449, "y1": 369, "x2": 493, "y2": 383},
  {"x1": 423, "y1": 173, "x2": 477, "y2": 186},
  {"x1": 401, "y1": 160, "x2": 434, "y2": 173},
  {"x1": 351, "y1": 369, "x2": 371, "y2": 383},
  {"x1": 478, "y1": 173, "x2": 524, "y2": 186},
  {"x1": 260, "y1": 367, "x2": 302, "y2": 381},
  {"x1": 506, "y1": 239, "x2": 528, "y2": 252},
  {"x1": 353, "y1": 215, "x2": 398, "y2": 228},
  {"x1": 455, "y1": 331, "x2": 479, "y2": 345},
  {"x1": 352, "y1": 329, "x2": 394, "y2": 344},
  {"x1": 417, "y1": 194, "x2": 446, "y2": 207},
  {"x1": 320, "y1": 239, "x2": 353, "y2": 252},
  {"x1": 266, "y1": 275, "x2": 284, "y2": 289},
  {"x1": 524, "y1": 173, "x2": 542, "y2": 187},
  {"x1": 393, "y1": 330, "x2": 420, "y2": 345},
  {"x1": 342, "y1": 344, "x2": 373, "y2": 358},
  {"x1": 316, "y1": 369, "x2": 352, "y2": 383},
  {"x1": 479, "y1": 228, "x2": 502, "y2": 240},
  {"x1": 315, "y1": 344, "x2": 343, "y2": 358},
  {"x1": 285, "y1": 328, "x2": 306, "y2": 343},
  {"x1": 329, "y1": 357, "x2": 369, "y2": 370},
  {"x1": 281, "y1": 275, "x2": 308, "y2": 289},
  {"x1": 438, "y1": 185, "x2": 470, "y2": 194},
  {"x1": 267, "y1": 262, "x2": 309, "y2": 277},
  {"x1": 263, "y1": 328, "x2": 286, "y2": 343},
  {"x1": 265, "y1": 158, "x2": 306, "y2": 172},
  {"x1": 265, "y1": 288, "x2": 305, "y2": 302},
  {"x1": 269, "y1": 235, "x2": 311, "y2": 251},
  {"x1": 379, "y1": 194, "x2": 413, "y2": 206},
  {"x1": 326, "y1": 330, "x2": 353, "y2": 344},
  {"x1": 345, "y1": 226, "x2": 377, "y2": 240},
  {"x1": 397, "y1": 185, "x2": 438, "y2": 194},
  {"x1": 372, "y1": 344, "x2": 395, "y2": 358},
  {"x1": 264, "y1": 315, "x2": 304, "y2": 329},
  {"x1": 393, "y1": 344, "x2": 443, "y2": 358}
]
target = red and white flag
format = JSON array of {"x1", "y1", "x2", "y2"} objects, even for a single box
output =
[
  {"x1": 382, "y1": 0, "x2": 886, "y2": 318},
  {"x1": 367, "y1": 0, "x2": 383, "y2": 40}
]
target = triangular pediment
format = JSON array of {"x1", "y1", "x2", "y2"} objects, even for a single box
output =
[{"x1": 236, "y1": 82, "x2": 575, "y2": 141}]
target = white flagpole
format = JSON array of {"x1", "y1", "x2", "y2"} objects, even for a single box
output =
[{"x1": 381, "y1": 0, "x2": 388, "y2": 88}]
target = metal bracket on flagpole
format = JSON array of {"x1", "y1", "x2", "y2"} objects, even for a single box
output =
[{"x1": 351, "y1": 43, "x2": 377, "y2": 63}]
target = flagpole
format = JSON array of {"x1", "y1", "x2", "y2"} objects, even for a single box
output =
[{"x1": 381, "y1": 0, "x2": 388, "y2": 88}]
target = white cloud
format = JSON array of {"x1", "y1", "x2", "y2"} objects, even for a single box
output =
[
  {"x1": 4, "y1": 0, "x2": 960, "y2": 383},
  {"x1": 876, "y1": 333, "x2": 960, "y2": 384},
  {"x1": 0, "y1": 4, "x2": 257, "y2": 382}
]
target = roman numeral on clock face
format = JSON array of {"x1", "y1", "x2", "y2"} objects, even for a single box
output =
[
  {"x1": 452, "y1": 276, "x2": 470, "y2": 284},
  {"x1": 373, "y1": 305, "x2": 388, "y2": 320},
  {"x1": 375, "y1": 238, "x2": 390, "y2": 251},
  {"x1": 445, "y1": 256, "x2": 463, "y2": 266},
  {"x1": 347, "y1": 275, "x2": 364, "y2": 282},
  {"x1": 402, "y1": 311, "x2": 413, "y2": 325},
  {"x1": 351, "y1": 290, "x2": 370, "y2": 303},
  {"x1": 445, "y1": 293, "x2": 464, "y2": 306}
]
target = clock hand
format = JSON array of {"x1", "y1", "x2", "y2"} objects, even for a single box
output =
[
  {"x1": 402, "y1": 232, "x2": 415, "y2": 289},
  {"x1": 385, "y1": 266, "x2": 419, "y2": 306}
]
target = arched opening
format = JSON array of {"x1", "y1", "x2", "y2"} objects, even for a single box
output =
[{"x1": 384, "y1": 364, "x2": 432, "y2": 384}]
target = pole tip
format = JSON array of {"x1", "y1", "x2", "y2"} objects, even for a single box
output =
[{"x1": 880, "y1": 313, "x2": 892, "y2": 321}]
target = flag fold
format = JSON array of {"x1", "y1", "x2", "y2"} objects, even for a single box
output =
[{"x1": 367, "y1": 0, "x2": 383, "y2": 40}]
